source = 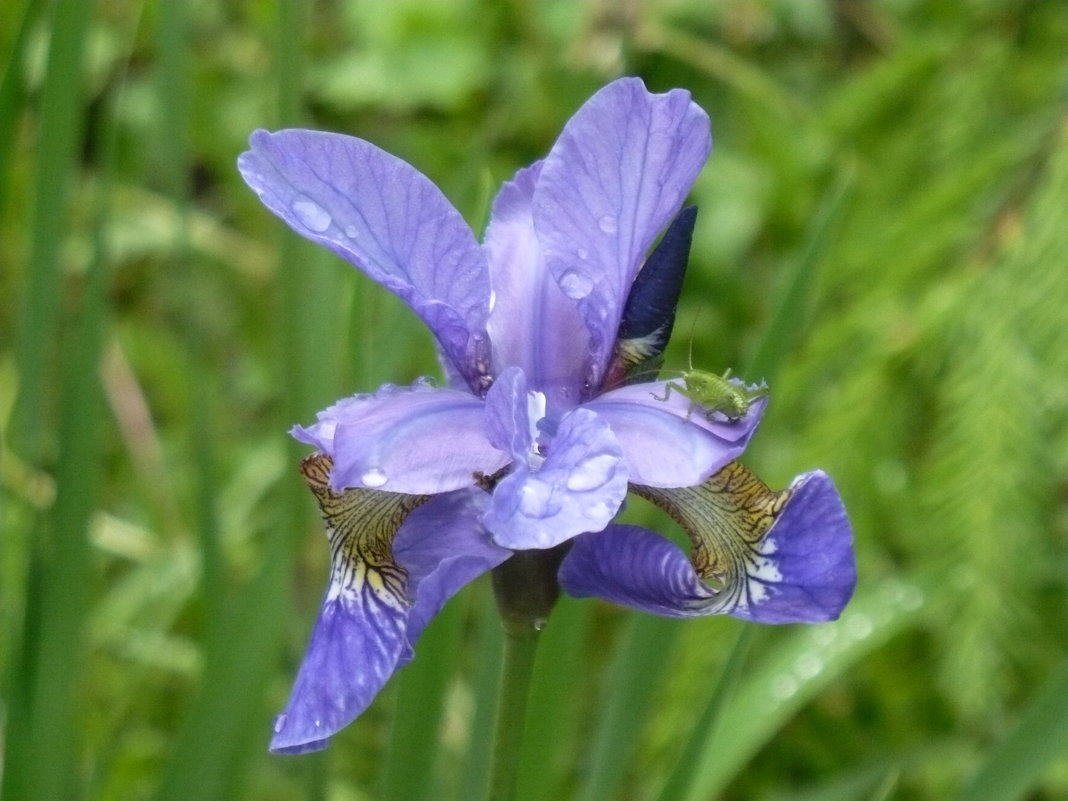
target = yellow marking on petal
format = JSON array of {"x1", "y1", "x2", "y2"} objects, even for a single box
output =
[
  {"x1": 632, "y1": 461, "x2": 792, "y2": 610},
  {"x1": 300, "y1": 453, "x2": 430, "y2": 611}
]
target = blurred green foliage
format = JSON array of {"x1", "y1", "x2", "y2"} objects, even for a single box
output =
[{"x1": 3, "y1": 1, "x2": 1068, "y2": 800}]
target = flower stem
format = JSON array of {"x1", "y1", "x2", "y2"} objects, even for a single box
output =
[
  {"x1": 487, "y1": 545, "x2": 570, "y2": 801},
  {"x1": 487, "y1": 625, "x2": 540, "y2": 801}
]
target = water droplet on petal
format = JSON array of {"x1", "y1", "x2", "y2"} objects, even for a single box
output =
[
  {"x1": 292, "y1": 194, "x2": 332, "y2": 232},
  {"x1": 566, "y1": 453, "x2": 618, "y2": 492},
  {"x1": 559, "y1": 270, "x2": 593, "y2": 300},
  {"x1": 519, "y1": 481, "x2": 553, "y2": 518},
  {"x1": 598, "y1": 214, "x2": 618, "y2": 234},
  {"x1": 361, "y1": 468, "x2": 388, "y2": 488},
  {"x1": 576, "y1": 248, "x2": 589, "y2": 260},
  {"x1": 273, "y1": 714, "x2": 287, "y2": 733},
  {"x1": 582, "y1": 501, "x2": 612, "y2": 520},
  {"x1": 344, "y1": 224, "x2": 359, "y2": 239}
]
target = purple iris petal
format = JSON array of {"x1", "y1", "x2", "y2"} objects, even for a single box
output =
[
  {"x1": 533, "y1": 78, "x2": 711, "y2": 386},
  {"x1": 483, "y1": 403, "x2": 629, "y2": 550},
  {"x1": 271, "y1": 454, "x2": 430, "y2": 754},
  {"x1": 558, "y1": 524, "x2": 712, "y2": 616},
  {"x1": 484, "y1": 165, "x2": 590, "y2": 406},
  {"x1": 292, "y1": 381, "x2": 509, "y2": 494},
  {"x1": 242, "y1": 78, "x2": 855, "y2": 757},
  {"x1": 731, "y1": 470, "x2": 856, "y2": 623},
  {"x1": 558, "y1": 470, "x2": 855, "y2": 623},
  {"x1": 584, "y1": 382, "x2": 765, "y2": 486},
  {"x1": 238, "y1": 130, "x2": 491, "y2": 389},
  {"x1": 393, "y1": 490, "x2": 511, "y2": 650},
  {"x1": 269, "y1": 587, "x2": 408, "y2": 754}
]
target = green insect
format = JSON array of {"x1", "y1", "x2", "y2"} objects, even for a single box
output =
[{"x1": 652, "y1": 367, "x2": 767, "y2": 422}]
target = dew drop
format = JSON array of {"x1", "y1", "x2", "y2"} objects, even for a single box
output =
[
  {"x1": 598, "y1": 214, "x2": 618, "y2": 234},
  {"x1": 771, "y1": 675, "x2": 798, "y2": 700},
  {"x1": 794, "y1": 653, "x2": 824, "y2": 679},
  {"x1": 582, "y1": 501, "x2": 612, "y2": 520},
  {"x1": 273, "y1": 714, "x2": 287, "y2": 734},
  {"x1": 518, "y1": 482, "x2": 552, "y2": 517},
  {"x1": 559, "y1": 270, "x2": 593, "y2": 300},
  {"x1": 813, "y1": 627, "x2": 838, "y2": 647},
  {"x1": 845, "y1": 613, "x2": 873, "y2": 640},
  {"x1": 361, "y1": 468, "x2": 388, "y2": 488},
  {"x1": 576, "y1": 248, "x2": 589, "y2": 260},
  {"x1": 566, "y1": 453, "x2": 617, "y2": 492},
  {"x1": 344, "y1": 224, "x2": 360, "y2": 239},
  {"x1": 292, "y1": 194, "x2": 332, "y2": 232},
  {"x1": 532, "y1": 617, "x2": 547, "y2": 631}
]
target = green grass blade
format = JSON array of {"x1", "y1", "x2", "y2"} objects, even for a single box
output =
[
  {"x1": 655, "y1": 626, "x2": 754, "y2": 801},
  {"x1": 8, "y1": 0, "x2": 91, "y2": 462},
  {"x1": 381, "y1": 600, "x2": 465, "y2": 801},
  {"x1": 1, "y1": 1, "x2": 95, "y2": 798},
  {"x1": 514, "y1": 597, "x2": 595, "y2": 801},
  {"x1": 458, "y1": 589, "x2": 505, "y2": 801},
  {"x1": 682, "y1": 578, "x2": 926, "y2": 801},
  {"x1": 747, "y1": 159, "x2": 857, "y2": 385},
  {"x1": 575, "y1": 615, "x2": 680, "y2": 801},
  {"x1": 955, "y1": 659, "x2": 1068, "y2": 801},
  {"x1": 0, "y1": 0, "x2": 42, "y2": 214}
]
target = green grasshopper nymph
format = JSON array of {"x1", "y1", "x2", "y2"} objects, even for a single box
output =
[{"x1": 651, "y1": 367, "x2": 768, "y2": 423}]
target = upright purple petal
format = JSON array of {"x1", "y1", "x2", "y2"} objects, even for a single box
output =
[
  {"x1": 292, "y1": 381, "x2": 509, "y2": 494},
  {"x1": 533, "y1": 78, "x2": 711, "y2": 387},
  {"x1": 238, "y1": 130, "x2": 492, "y2": 389},
  {"x1": 484, "y1": 165, "x2": 590, "y2": 406}
]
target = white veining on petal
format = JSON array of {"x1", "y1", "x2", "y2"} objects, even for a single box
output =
[
  {"x1": 292, "y1": 194, "x2": 332, "y2": 232},
  {"x1": 525, "y1": 391, "x2": 547, "y2": 469}
]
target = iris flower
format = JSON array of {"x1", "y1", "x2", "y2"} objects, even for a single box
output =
[{"x1": 239, "y1": 78, "x2": 856, "y2": 755}]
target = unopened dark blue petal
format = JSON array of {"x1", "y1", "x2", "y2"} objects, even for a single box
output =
[
  {"x1": 533, "y1": 78, "x2": 711, "y2": 388},
  {"x1": 605, "y1": 206, "x2": 698, "y2": 387}
]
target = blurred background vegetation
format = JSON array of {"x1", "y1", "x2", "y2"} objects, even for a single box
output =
[{"x1": 3, "y1": 1, "x2": 1068, "y2": 800}]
